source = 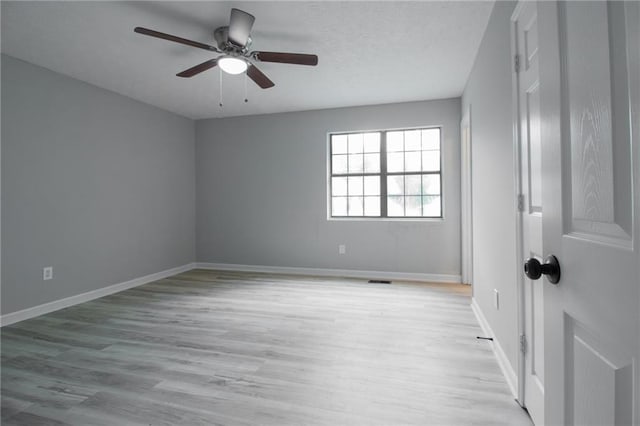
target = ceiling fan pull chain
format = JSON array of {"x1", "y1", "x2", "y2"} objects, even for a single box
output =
[
  {"x1": 244, "y1": 71, "x2": 248, "y2": 103},
  {"x1": 219, "y1": 68, "x2": 223, "y2": 107}
]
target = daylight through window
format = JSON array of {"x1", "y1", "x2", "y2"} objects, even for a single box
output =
[{"x1": 330, "y1": 128, "x2": 442, "y2": 218}]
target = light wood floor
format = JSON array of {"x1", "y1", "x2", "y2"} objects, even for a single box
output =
[{"x1": 1, "y1": 269, "x2": 532, "y2": 425}]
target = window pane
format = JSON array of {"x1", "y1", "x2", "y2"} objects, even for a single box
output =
[
  {"x1": 348, "y1": 133, "x2": 363, "y2": 154},
  {"x1": 348, "y1": 176, "x2": 363, "y2": 196},
  {"x1": 422, "y1": 129, "x2": 440, "y2": 150},
  {"x1": 364, "y1": 196, "x2": 380, "y2": 216},
  {"x1": 406, "y1": 196, "x2": 422, "y2": 216},
  {"x1": 332, "y1": 177, "x2": 348, "y2": 196},
  {"x1": 332, "y1": 196, "x2": 347, "y2": 216},
  {"x1": 387, "y1": 152, "x2": 404, "y2": 172},
  {"x1": 405, "y1": 151, "x2": 421, "y2": 172},
  {"x1": 422, "y1": 151, "x2": 440, "y2": 171},
  {"x1": 332, "y1": 135, "x2": 348, "y2": 154},
  {"x1": 405, "y1": 130, "x2": 421, "y2": 151},
  {"x1": 364, "y1": 153, "x2": 380, "y2": 173},
  {"x1": 422, "y1": 174, "x2": 440, "y2": 195},
  {"x1": 387, "y1": 175, "x2": 404, "y2": 195},
  {"x1": 387, "y1": 131, "x2": 403, "y2": 152},
  {"x1": 405, "y1": 175, "x2": 422, "y2": 195},
  {"x1": 363, "y1": 133, "x2": 380, "y2": 153},
  {"x1": 348, "y1": 196, "x2": 363, "y2": 216},
  {"x1": 387, "y1": 196, "x2": 404, "y2": 216},
  {"x1": 348, "y1": 153, "x2": 364, "y2": 173},
  {"x1": 332, "y1": 154, "x2": 348, "y2": 174},
  {"x1": 364, "y1": 176, "x2": 380, "y2": 195},
  {"x1": 422, "y1": 195, "x2": 441, "y2": 217}
]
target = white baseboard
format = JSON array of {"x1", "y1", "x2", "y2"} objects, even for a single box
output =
[
  {"x1": 471, "y1": 297, "x2": 518, "y2": 398},
  {"x1": 195, "y1": 262, "x2": 461, "y2": 284},
  {"x1": 0, "y1": 263, "x2": 196, "y2": 327},
  {"x1": 1, "y1": 262, "x2": 460, "y2": 327}
]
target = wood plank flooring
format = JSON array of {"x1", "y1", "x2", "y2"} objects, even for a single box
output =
[{"x1": 1, "y1": 269, "x2": 532, "y2": 425}]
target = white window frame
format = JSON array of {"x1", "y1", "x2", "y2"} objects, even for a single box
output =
[{"x1": 326, "y1": 126, "x2": 444, "y2": 220}]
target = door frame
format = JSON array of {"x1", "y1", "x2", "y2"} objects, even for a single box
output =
[
  {"x1": 460, "y1": 106, "x2": 474, "y2": 287},
  {"x1": 510, "y1": 1, "x2": 528, "y2": 408}
]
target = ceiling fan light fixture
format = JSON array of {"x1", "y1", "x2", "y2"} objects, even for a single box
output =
[{"x1": 218, "y1": 56, "x2": 248, "y2": 75}]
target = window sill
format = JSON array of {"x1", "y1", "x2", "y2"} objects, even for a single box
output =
[{"x1": 327, "y1": 216, "x2": 445, "y2": 223}]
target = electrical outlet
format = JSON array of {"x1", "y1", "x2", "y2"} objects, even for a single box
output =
[
  {"x1": 43, "y1": 266, "x2": 53, "y2": 281},
  {"x1": 494, "y1": 289, "x2": 499, "y2": 310},
  {"x1": 338, "y1": 244, "x2": 346, "y2": 255}
]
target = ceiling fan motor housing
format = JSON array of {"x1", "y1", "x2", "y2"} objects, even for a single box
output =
[{"x1": 214, "y1": 26, "x2": 252, "y2": 53}]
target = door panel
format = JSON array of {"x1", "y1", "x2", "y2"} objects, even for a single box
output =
[
  {"x1": 560, "y1": 1, "x2": 633, "y2": 245},
  {"x1": 527, "y1": 84, "x2": 543, "y2": 213},
  {"x1": 566, "y1": 315, "x2": 633, "y2": 426},
  {"x1": 538, "y1": 1, "x2": 639, "y2": 424}
]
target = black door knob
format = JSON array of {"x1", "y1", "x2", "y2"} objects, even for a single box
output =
[{"x1": 524, "y1": 255, "x2": 561, "y2": 284}]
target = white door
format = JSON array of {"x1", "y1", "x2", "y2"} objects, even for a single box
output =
[
  {"x1": 460, "y1": 107, "x2": 473, "y2": 286},
  {"x1": 538, "y1": 1, "x2": 640, "y2": 424},
  {"x1": 513, "y1": 3, "x2": 545, "y2": 424}
]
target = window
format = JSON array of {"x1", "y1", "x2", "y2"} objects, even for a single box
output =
[{"x1": 329, "y1": 127, "x2": 442, "y2": 218}]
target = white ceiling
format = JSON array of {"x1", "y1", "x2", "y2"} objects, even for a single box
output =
[{"x1": 1, "y1": 1, "x2": 493, "y2": 120}]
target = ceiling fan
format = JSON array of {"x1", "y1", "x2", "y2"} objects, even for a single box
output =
[{"x1": 134, "y1": 8, "x2": 318, "y2": 89}]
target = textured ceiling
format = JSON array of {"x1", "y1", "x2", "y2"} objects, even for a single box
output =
[{"x1": 1, "y1": 1, "x2": 493, "y2": 119}]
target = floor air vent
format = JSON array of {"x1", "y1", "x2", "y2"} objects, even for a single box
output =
[{"x1": 368, "y1": 279, "x2": 391, "y2": 284}]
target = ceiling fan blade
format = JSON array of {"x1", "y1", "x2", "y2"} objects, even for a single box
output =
[
  {"x1": 228, "y1": 8, "x2": 255, "y2": 47},
  {"x1": 134, "y1": 27, "x2": 218, "y2": 52},
  {"x1": 247, "y1": 64, "x2": 275, "y2": 89},
  {"x1": 176, "y1": 59, "x2": 218, "y2": 78},
  {"x1": 253, "y1": 51, "x2": 318, "y2": 66}
]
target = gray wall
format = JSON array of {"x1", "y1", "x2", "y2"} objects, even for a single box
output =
[
  {"x1": 461, "y1": 2, "x2": 519, "y2": 369},
  {"x1": 1, "y1": 55, "x2": 195, "y2": 314},
  {"x1": 196, "y1": 99, "x2": 461, "y2": 276}
]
